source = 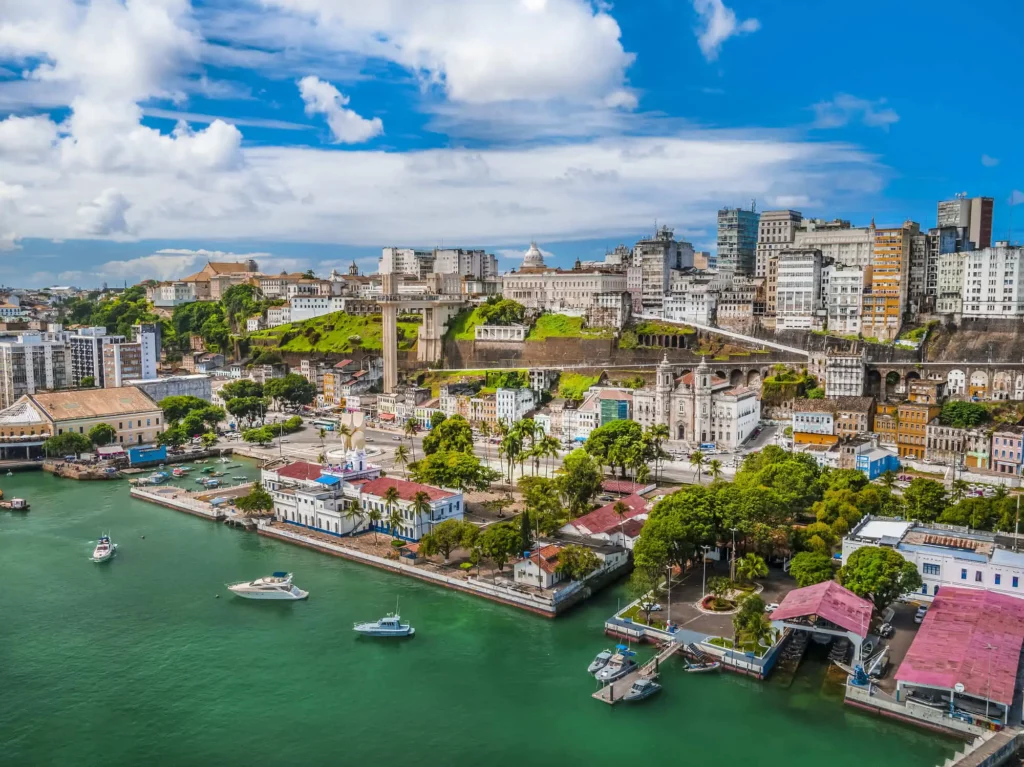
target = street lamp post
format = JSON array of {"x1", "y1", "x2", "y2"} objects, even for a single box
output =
[
  {"x1": 730, "y1": 527, "x2": 738, "y2": 582},
  {"x1": 701, "y1": 545, "x2": 712, "y2": 599}
]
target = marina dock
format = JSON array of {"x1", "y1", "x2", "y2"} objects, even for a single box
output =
[{"x1": 592, "y1": 641, "x2": 683, "y2": 705}]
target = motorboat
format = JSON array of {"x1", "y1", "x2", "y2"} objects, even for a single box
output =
[
  {"x1": 353, "y1": 601, "x2": 415, "y2": 637},
  {"x1": 91, "y1": 535, "x2": 117, "y2": 563},
  {"x1": 588, "y1": 649, "x2": 614, "y2": 675},
  {"x1": 219, "y1": 457, "x2": 230, "y2": 464},
  {"x1": 147, "y1": 472, "x2": 169, "y2": 484},
  {"x1": 205, "y1": 479, "x2": 220, "y2": 488},
  {"x1": 232, "y1": 475, "x2": 247, "y2": 480},
  {"x1": 595, "y1": 653, "x2": 638, "y2": 683},
  {"x1": 227, "y1": 572, "x2": 308, "y2": 600},
  {"x1": 622, "y1": 678, "x2": 662, "y2": 702}
]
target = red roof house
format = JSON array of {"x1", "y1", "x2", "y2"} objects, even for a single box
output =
[
  {"x1": 358, "y1": 477, "x2": 455, "y2": 503},
  {"x1": 771, "y1": 580, "x2": 873, "y2": 639},
  {"x1": 560, "y1": 493, "x2": 649, "y2": 537}
]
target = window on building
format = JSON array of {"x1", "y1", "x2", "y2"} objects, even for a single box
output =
[
  {"x1": 975, "y1": 570, "x2": 983, "y2": 582},
  {"x1": 1014, "y1": 577, "x2": 1019, "y2": 588},
  {"x1": 961, "y1": 568, "x2": 967, "y2": 580},
  {"x1": 923, "y1": 563, "x2": 940, "y2": 576}
]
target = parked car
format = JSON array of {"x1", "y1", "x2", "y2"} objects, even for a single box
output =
[
  {"x1": 392, "y1": 436, "x2": 402, "y2": 441},
  {"x1": 765, "y1": 603, "x2": 780, "y2": 614},
  {"x1": 878, "y1": 623, "x2": 895, "y2": 638},
  {"x1": 914, "y1": 605, "x2": 928, "y2": 624}
]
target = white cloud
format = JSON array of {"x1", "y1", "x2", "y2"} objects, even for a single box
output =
[
  {"x1": 812, "y1": 94, "x2": 899, "y2": 131},
  {"x1": 297, "y1": 76, "x2": 383, "y2": 144},
  {"x1": 692, "y1": 0, "x2": 760, "y2": 62},
  {"x1": 0, "y1": 181, "x2": 26, "y2": 251},
  {"x1": 220, "y1": 0, "x2": 635, "y2": 107},
  {"x1": 76, "y1": 188, "x2": 132, "y2": 237},
  {"x1": 1010, "y1": 190, "x2": 1024, "y2": 207},
  {"x1": 982, "y1": 154, "x2": 1000, "y2": 168},
  {"x1": 0, "y1": 115, "x2": 59, "y2": 159}
]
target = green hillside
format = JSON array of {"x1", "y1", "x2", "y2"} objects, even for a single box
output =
[{"x1": 250, "y1": 312, "x2": 420, "y2": 353}]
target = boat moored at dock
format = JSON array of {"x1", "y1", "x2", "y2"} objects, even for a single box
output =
[
  {"x1": 595, "y1": 651, "x2": 638, "y2": 683},
  {"x1": 588, "y1": 649, "x2": 613, "y2": 675},
  {"x1": 622, "y1": 677, "x2": 662, "y2": 702}
]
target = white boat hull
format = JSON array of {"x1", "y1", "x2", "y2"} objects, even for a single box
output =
[
  {"x1": 91, "y1": 545, "x2": 116, "y2": 563},
  {"x1": 228, "y1": 586, "x2": 308, "y2": 600},
  {"x1": 353, "y1": 627, "x2": 415, "y2": 637}
]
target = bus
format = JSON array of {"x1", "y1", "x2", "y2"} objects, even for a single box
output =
[{"x1": 311, "y1": 419, "x2": 338, "y2": 432}]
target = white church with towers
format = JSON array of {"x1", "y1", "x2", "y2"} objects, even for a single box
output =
[{"x1": 632, "y1": 354, "x2": 761, "y2": 449}]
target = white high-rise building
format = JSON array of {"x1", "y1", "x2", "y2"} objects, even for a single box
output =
[
  {"x1": 937, "y1": 195, "x2": 993, "y2": 250},
  {"x1": 794, "y1": 219, "x2": 876, "y2": 268},
  {"x1": 379, "y1": 248, "x2": 434, "y2": 278},
  {"x1": 68, "y1": 327, "x2": 126, "y2": 387},
  {"x1": 824, "y1": 264, "x2": 866, "y2": 336},
  {"x1": 132, "y1": 323, "x2": 161, "y2": 381},
  {"x1": 633, "y1": 227, "x2": 695, "y2": 312},
  {"x1": 936, "y1": 251, "x2": 967, "y2": 316},
  {"x1": 432, "y1": 249, "x2": 498, "y2": 280},
  {"x1": 755, "y1": 210, "x2": 802, "y2": 278},
  {"x1": 960, "y1": 243, "x2": 1024, "y2": 319},
  {"x1": 775, "y1": 249, "x2": 823, "y2": 330},
  {"x1": 0, "y1": 334, "x2": 71, "y2": 408}
]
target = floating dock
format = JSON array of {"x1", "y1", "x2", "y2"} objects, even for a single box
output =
[{"x1": 592, "y1": 641, "x2": 683, "y2": 705}]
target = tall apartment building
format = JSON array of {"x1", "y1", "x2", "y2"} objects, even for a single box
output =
[
  {"x1": 379, "y1": 248, "x2": 434, "y2": 278},
  {"x1": 794, "y1": 219, "x2": 876, "y2": 268},
  {"x1": 379, "y1": 247, "x2": 497, "y2": 280},
  {"x1": 824, "y1": 350, "x2": 865, "y2": 397},
  {"x1": 102, "y1": 343, "x2": 143, "y2": 388},
  {"x1": 0, "y1": 334, "x2": 71, "y2": 408},
  {"x1": 755, "y1": 210, "x2": 802, "y2": 278},
  {"x1": 960, "y1": 243, "x2": 1024, "y2": 319},
  {"x1": 937, "y1": 195, "x2": 993, "y2": 250},
  {"x1": 633, "y1": 226, "x2": 695, "y2": 312},
  {"x1": 717, "y1": 207, "x2": 759, "y2": 275},
  {"x1": 862, "y1": 221, "x2": 919, "y2": 341},
  {"x1": 824, "y1": 264, "x2": 867, "y2": 335},
  {"x1": 132, "y1": 323, "x2": 160, "y2": 381},
  {"x1": 936, "y1": 251, "x2": 967, "y2": 315},
  {"x1": 907, "y1": 232, "x2": 930, "y2": 314},
  {"x1": 925, "y1": 226, "x2": 972, "y2": 306},
  {"x1": 68, "y1": 327, "x2": 126, "y2": 387},
  {"x1": 775, "y1": 249, "x2": 823, "y2": 330}
]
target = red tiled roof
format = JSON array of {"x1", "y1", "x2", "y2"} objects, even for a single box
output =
[
  {"x1": 601, "y1": 479, "x2": 653, "y2": 495},
  {"x1": 771, "y1": 581, "x2": 873, "y2": 638},
  {"x1": 598, "y1": 390, "x2": 633, "y2": 402},
  {"x1": 274, "y1": 461, "x2": 324, "y2": 481},
  {"x1": 618, "y1": 518, "x2": 645, "y2": 538},
  {"x1": 896, "y1": 587, "x2": 1024, "y2": 706},
  {"x1": 571, "y1": 493, "x2": 648, "y2": 536},
  {"x1": 359, "y1": 476, "x2": 455, "y2": 502},
  {"x1": 528, "y1": 544, "x2": 562, "y2": 574},
  {"x1": 333, "y1": 359, "x2": 354, "y2": 369},
  {"x1": 677, "y1": 372, "x2": 726, "y2": 386}
]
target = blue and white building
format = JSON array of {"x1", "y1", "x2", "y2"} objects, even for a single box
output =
[{"x1": 856, "y1": 446, "x2": 900, "y2": 480}]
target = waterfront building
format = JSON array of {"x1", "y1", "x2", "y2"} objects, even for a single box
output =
[
  {"x1": 68, "y1": 327, "x2": 126, "y2": 387},
  {"x1": 844, "y1": 516, "x2": 1024, "y2": 604},
  {"x1": 794, "y1": 218, "x2": 876, "y2": 269},
  {"x1": 755, "y1": 209, "x2": 802, "y2": 278},
  {"x1": 925, "y1": 420, "x2": 989, "y2": 469},
  {"x1": 717, "y1": 206, "x2": 759, "y2": 275},
  {"x1": 824, "y1": 264, "x2": 867, "y2": 336},
  {"x1": 512, "y1": 543, "x2": 628, "y2": 590},
  {"x1": 862, "y1": 221, "x2": 919, "y2": 342},
  {"x1": 559, "y1": 493, "x2": 649, "y2": 549},
  {"x1": 126, "y1": 374, "x2": 212, "y2": 404},
  {"x1": 0, "y1": 385, "x2": 164, "y2": 451},
  {"x1": 632, "y1": 355, "x2": 760, "y2": 448},
  {"x1": 0, "y1": 332, "x2": 72, "y2": 409},
  {"x1": 775, "y1": 248, "x2": 823, "y2": 330},
  {"x1": 960, "y1": 243, "x2": 1024, "y2": 319},
  {"x1": 357, "y1": 477, "x2": 463, "y2": 541}
]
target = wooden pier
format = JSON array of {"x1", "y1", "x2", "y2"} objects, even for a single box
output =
[{"x1": 592, "y1": 641, "x2": 683, "y2": 705}]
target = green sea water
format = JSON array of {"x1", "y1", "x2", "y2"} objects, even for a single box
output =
[{"x1": 1, "y1": 464, "x2": 958, "y2": 766}]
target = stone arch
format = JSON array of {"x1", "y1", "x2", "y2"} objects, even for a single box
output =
[
  {"x1": 885, "y1": 370, "x2": 901, "y2": 388},
  {"x1": 947, "y1": 369, "x2": 966, "y2": 395},
  {"x1": 866, "y1": 369, "x2": 882, "y2": 397},
  {"x1": 747, "y1": 369, "x2": 762, "y2": 387},
  {"x1": 905, "y1": 370, "x2": 921, "y2": 388},
  {"x1": 993, "y1": 371, "x2": 1013, "y2": 400},
  {"x1": 715, "y1": 370, "x2": 728, "y2": 381},
  {"x1": 730, "y1": 369, "x2": 744, "y2": 387},
  {"x1": 970, "y1": 370, "x2": 989, "y2": 397},
  {"x1": 1016, "y1": 373, "x2": 1024, "y2": 400}
]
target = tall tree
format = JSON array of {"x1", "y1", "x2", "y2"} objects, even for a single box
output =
[
  {"x1": 423, "y1": 414, "x2": 474, "y2": 455},
  {"x1": 689, "y1": 449, "x2": 707, "y2": 484},
  {"x1": 788, "y1": 551, "x2": 834, "y2": 588},
  {"x1": 557, "y1": 449, "x2": 602, "y2": 518},
  {"x1": 519, "y1": 510, "x2": 532, "y2": 555},
  {"x1": 393, "y1": 444, "x2": 410, "y2": 477},
  {"x1": 87, "y1": 422, "x2": 117, "y2": 447},
  {"x1": 903, "y1": 478, "x2": 947, "y2": 522},
  {"x1": 411, "y1": 491, "x2": 433, "y2": 534},
  {"x1": 382, "y1": 486, "x2": 401, "y2": 539},
  {"x1": 838, "y1": 546, "x2": 922, "y2": 612},
  {"x1": 735, "y1": 552, "x2": 768, "y2": 584},
  {"x1": 554, "y1": 544, "x2": 601, "y2": 581}
]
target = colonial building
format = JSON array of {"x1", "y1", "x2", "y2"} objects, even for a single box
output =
[
  {"x1": 181, "y1": 260, "x2": 258, "y2": 301},
  {"x1": 633, "y1": 355, "x2": 760, "y2": 448},
  {"x1": 501, "y1": 246, "x2": 628, "y2": 322},
  {"x1": 926, "y1": 420, "x2": 989, "y2": 470}
]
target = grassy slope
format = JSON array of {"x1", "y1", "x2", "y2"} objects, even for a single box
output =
[
  {"x1": 251, "y1": 312, "x2": 420, "y2": 353},
  {"x1": 444, "y1": 307, "x2": 489, "y2": 341},
  {"x1": 526, "y1": 314, "x2": 614, "y2": 341},
  {"x1": 558, "y1": 372, "x2": 600, "y2": 400}
]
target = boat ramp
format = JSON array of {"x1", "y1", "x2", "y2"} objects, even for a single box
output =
[{"x1": 593, "y1": 641, "x2": 683, "y2": 705}]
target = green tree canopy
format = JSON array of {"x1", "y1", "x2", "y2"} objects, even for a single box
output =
[
  {"x1": 157, "y1": 425, "x2": 187, "y2": 447},
  {"x1": 556, "y1": 448, "x2": 602, "y2": 518},
  {"x1": 234, "y1": 485, "x2": 273, "y2": 516},
  {"x1": 518, "y1": 476, "x2": 567, "y2": 534},
  {"x1": 418, "y1": 518, "x2": 477, "y2": 563},
  {"x1": 87, "y1": 422, "x2": 117, "y2": 446},
  {"x1": 584, "y1": 419, "x2": 644, "y2": 476},
  {"x1": 838, "y1": 546, "x2": 922, "y2": 612},
  {"x1": 788, "y1": 551, "x2": 835, "y2": 588},
  {"x1": 903, "y1": 478, "x2": 947, "y2": 523},
  {"x1": 479, "y1": 523, "x2": 521, "y2": 572},
  {"x1": 43, "y1": 431, "x2": 93, "y2": 456},
  {"x1": 627, "y1": 567, "x2": 662, "y2": 624},
  {"x1": 264, "y1": 373, "x2": 316, "y2": 408},
  {"x1": 554, "y1": 544, "x2": 601, "y2": 581},
  {"x1": 939, "y1": 401, "x2": 989, "y2": 429},
  {"x1": 225, "y1": 396, "x2": 267, "y2": 428},
  {"x1": 938, "y1": 496, "x2": 1017, "y2": 532},
  {"x1": 632, "y1": 486, "x2": 715, "y2": 573},
  {"x1": 80, "y1": 375, "x2": 96, "y2": 388},
  {"x1": 243, "y1": 426, "x2": 276, "y2": 445},
  {"x1": 409, "y1": 449, "x2": 499, "y2": 492},
  {"x1": 477, "y1": 298, "x2": 526, "y2": 326},
  {"x1": 220, "y1": 379, "x2": 264, "y2": 400},
  {"x1": 422, "y1": 414, "x2": 474, "y2": 455}
]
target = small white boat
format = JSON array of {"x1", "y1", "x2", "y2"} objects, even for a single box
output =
[
  {"x1": 227, "y1": 572, "x2": 308, "y2": 600},
  {"x1": 588, "y1": 649, "x2": 614, "y2": 675},
  {"x1": 353, "y1": 600, "x2": 415, "y2": 637},
  {"x1": 595, "y1": 653, "x2": 638, "y2": 683},
  {"x1": 91, "y1": 535, "x2": 117, "y2": 563},
  {"x1": 622, "y1": 677, "x2": 662, "y2": 702}
]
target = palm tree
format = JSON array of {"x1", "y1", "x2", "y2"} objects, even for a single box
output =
[
  {"x1": 367, "y1": 506, "x2": 383, "y2": 544},
  {"x1": 879, "y1": 470, "x2": 897, "y2": 492},
  {"x1": 736, "y1": 553, "x2": 768, "y2": 584},
  {"x1": 613, "y1": 500, "x2": 629, "y2": 540},
  {"x1": 318, "y1": 428, "x2": 327, "y2": 458},
  {"x1": 383, "y1": 485, "x2": 401, "y2": 539},
  {"x1": 394, "y1": 444, "x2": 410, "y2": 477},
  {"x1": 404, "y1": 419, "x2": 418, "y2": 462},
  {"x1": 336, "y1": 423, "x2": 352, "y2": 450},
  {"x1": 689, "y1": 449, "x2": 706, "y2": 484},
  {"x1": 994, "y1": 485, "x2": 1009, "y2": 502},
  {"x1": 479, "y1": 421, "x2": 492, "y2": 468},
  {"x1": 708, "y1": 459, "x2": 724, "y2": 482},
  {"x1": 951, "y1": 478, "x2": 970, "y2": 503},
  {"x1": 411, "y1": 490, "x2": 433, "y2": 535},
  {"x1": 541, "y1": 435, "x2": 561, "y2": 478},
  {"x1": 648, "y1": 424, "x2": 669, "y2": 481},
  {"x1": 636, "y1": 463, "x2": 651, "y2": 485},
  {"x1": 343, "y1": 500, "x2": 364, "y2": 534},
  {"x1": 387, "y1": 504, "x2": 404, "y2": 542}
]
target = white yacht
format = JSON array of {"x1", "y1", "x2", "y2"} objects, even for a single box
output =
[
  {"x1": 91, "y1": 535, "x2": 116, "y2": 563},
  {"x1": 353, "y1": 601, "x2": 415, "y2": 637},
  {"x1": 227, "y1": 572, "x2": 308, "y2": 600}
]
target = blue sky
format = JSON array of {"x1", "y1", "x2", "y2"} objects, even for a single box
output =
[{"x1": 0, "y1": 0, "x2": 1021, "y2": 287}]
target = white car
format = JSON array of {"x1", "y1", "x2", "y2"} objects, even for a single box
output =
[
  {"x1": 914, "y1": 605, "x2": 928, "y2": 624},
  {"x1": 393, "y1": 436, "x2": 402, "y2": 442},
  {"x1": 765, "y1": 603, "x2": 780, "y2": 614}
]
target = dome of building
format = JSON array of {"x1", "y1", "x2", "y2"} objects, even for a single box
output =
[{"x1": 523, "y1": 242, "x2": 545, "y2": 268}]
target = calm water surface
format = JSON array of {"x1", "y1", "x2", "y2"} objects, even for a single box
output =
[{"x1": 1, "y1": 462, "x2": 957, "y2": 766}]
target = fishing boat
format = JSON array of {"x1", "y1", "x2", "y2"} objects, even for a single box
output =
[
  {"x1": 209, "y1": 471, "x2": 226, "y2": 477},
  {"x1": 201, "y1": 466, "x2": 216, "y2": 474},
  {"x1": 232, "y1": 475, "x2": 247, "y2": 480},
  {"x1": 147, "y1": 471, "x2": 169, "y2": 484},
  {"x1": 588, "y1": 649, "x2": 614, "y2": 675},
  {"x1": 622, "y1": 678, "x2": 662, "y2": 702},
  {"x1": 205, "y1": 479, "x2": 220, "y2": 488},
  {"x1": 227, "y1": 572, "x2": 308, "y2": 600},
  {"x1": 91, "y1": 534, "x2": 117, "y2": 563},
  {"x1": 595, "y1": 652, "x2": 638, "y2": 683},
  {"x1": 683, "y1": 643, "x2": 721, "y2": 673},
  {"x1": 194, "y1": 477, "x2": 208, "y2": 484},
  {"x1": 353, "y1": 600, "x2": 415, "y2": 637},
  {"x1": 226, "y1": 464, "x2": 241, "y2": 469}
]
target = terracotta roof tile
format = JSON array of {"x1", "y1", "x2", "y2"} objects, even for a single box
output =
[{"x1": 359, "y1": 477, "x2": 455, "y2": 502}]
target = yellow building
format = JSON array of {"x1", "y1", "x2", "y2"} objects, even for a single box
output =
[
  {"x1": 862, "y1": 221, "x2": 919, "y2": 341},
  {"x1": 897, "y1": 402, "x2": 942, "y2": 460}
]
